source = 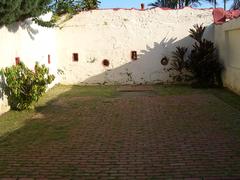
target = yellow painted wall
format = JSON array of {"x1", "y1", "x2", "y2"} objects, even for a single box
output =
[
  {"x1": 215, "y1": 18, "x2": 240, "y2": 94},
  {"x1": 227, "y1": 29, "x2": 240, "y2": 68}
]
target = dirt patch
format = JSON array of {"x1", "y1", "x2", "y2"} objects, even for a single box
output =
[
  {"x1": 119, "y1": 91, "x2": 156, "y2": 97},
  {"x1": 117, "y1": 85, "x2": 156, "y2": 97},
  {"x1": 52, "y1": 96, "x2": 95, "y2": 106},
  {"x1": 117, "y1": 85, "x2": 154, "y2": 92},
  {"x1": 32, "y1": 113, "x2": 45, "y2": 119}
]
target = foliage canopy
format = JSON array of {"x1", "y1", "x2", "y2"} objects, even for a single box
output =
[
  {"x1": 0, "y1": 0, "x2": 52, "y2": 26},
  {"x1": 0, "y1": 0, "x2": 101, "y2": 27}
]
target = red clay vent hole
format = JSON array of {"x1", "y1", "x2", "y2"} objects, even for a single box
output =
[
  {"x1": 15, "y1": 57, "x2": 20, "y2": 65},
  {"x1": 131, "y1": 51, "x2": 137, "y2": 61},
  {"x1": 73, "y1": 53, "x2": 79, "y2": 62},
  {"x1": 102, "y1": 59, "x2": 110, "y2": 67},
  {"x1": 48, "y1": 54, "x2": 51, "y2": 64}
]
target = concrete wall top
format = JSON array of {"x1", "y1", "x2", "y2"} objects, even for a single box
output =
[
  {"x1": 215, "y1": 16, "x2": 240, "y2": 31},
  {"x1": 60, "y1": 7, "x2": 213, "y2": 27}
]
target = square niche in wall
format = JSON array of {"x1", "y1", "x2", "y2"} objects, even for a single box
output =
[
  {"x1": 73, "y1": 53, "x2": 79, "y2": 62},
  {"x1": 15, "y1": 57, "x2": 20, "y2": 65},
  {"x1": 131, "y1": 51, "x2": 138, "y2": 61}
]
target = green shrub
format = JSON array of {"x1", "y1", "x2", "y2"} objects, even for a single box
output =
[
  {"x1": 169, "y1": 24, "x2": 223, "y2": 88},
  {"x1": 186, "y1": 24, "x2": 223, "y2": 88},
  {"x1": 1, "y1": 62, "x2": 55, "y2": 111}
]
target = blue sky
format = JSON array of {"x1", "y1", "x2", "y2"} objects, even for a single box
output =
[{"x1": 100, "y1": 0, "x2": 233, "y2": 10}]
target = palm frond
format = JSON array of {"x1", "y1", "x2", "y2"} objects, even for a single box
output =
[
  {"x1": 184, "y1": 0, "x2": 201, "y2": 7},
  {"x1": 231, "y1": 0, "x2": 240, "y2": 9},
  {"x1": 189, "y1": 24, "x2": 206, "y2": 43},
  {"x1": 148, "y1": 0, "x2": 178, "y2": 8}
]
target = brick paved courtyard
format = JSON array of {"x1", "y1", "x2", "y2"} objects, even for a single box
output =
[{"x1": 0, "y1": 85, "x2": 240, "y2": 179}]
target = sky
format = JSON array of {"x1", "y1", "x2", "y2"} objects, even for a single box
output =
[{"x1": 100, "y1": 0, "x2": 233, "y2": 10}]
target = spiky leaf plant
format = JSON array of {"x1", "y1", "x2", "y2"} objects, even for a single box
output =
[
  {"x1": 169, "y1": 46, "x2": 189, "y2": 82},
  {"x1": 187, "y1": 25, "x2": 223, "y2": 88},
  {"x1": 189, "y1": 24, "x2": 206, "y2": 43}
]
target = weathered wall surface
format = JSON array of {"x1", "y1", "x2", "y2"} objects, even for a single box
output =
[
  {"x1": 57, "y1": 8, "x2": 213, "y2": 85},
  {"x1": 0, "y1": 8, "x2": 214, "y2": 114},
  {"x1": 215, "y1": 17, "x2": 240, "y2": 94},
  {"x1": 0, "y1": 14, "x2": 58, "y2": 115}
]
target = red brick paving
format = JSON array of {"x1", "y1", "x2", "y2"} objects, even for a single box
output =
[{"x1": 0, "y1": 92, "x2": 240, "y2": 179}]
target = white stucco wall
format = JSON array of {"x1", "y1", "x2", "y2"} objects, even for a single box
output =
[
  {"x1": 57, "y1": 7, "x2": 214, "y2": 85},
  {"x1": 0, "y1": 14, "x2": 58, "y2": 115},
  {"x1": 214, "y1": 17, "x2": 240, "y2": 94},
  {"x1": 0, "y1": 8, "x2": 214, "y2": 114}
]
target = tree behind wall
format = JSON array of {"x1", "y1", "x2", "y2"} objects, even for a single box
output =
[
  {"x1": 0, "y1": 0, "x2": 52, "y2": 26},
  {"x1": 0, "y1": 0, "x2": 101, "y2": 27},
  {"x1": 80, "y1": 0, "x2": 101, "y2": 10},
  {"x1": 206, "y1": 0, "x2": 236, "y2": 10},
  {"x1": 52, "y1": 0, "x2": 101, "y2": 15},
  {"x1": 148, "y1": 0, "x2": 178, "y2": 8},
  {"x1": 232, "y1": 0, "x2": 240, "y2": 9},
  {"x1": 148, "y1": 0, "x2": 201, "y2": 8}
]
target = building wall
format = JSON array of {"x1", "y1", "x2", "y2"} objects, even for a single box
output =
[
  {"x1": 214, "y1": 17, "x2": 240, "y2": 94},
  {"x1": 57, "y1": 7, "x2": 213, "y2": 85}
]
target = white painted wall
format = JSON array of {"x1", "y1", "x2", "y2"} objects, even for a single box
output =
[
  {"x1": 0, "y1": 8, "x2": 215, "y2": 114},
  {"x1": 0, "y1": 14, "x2": 58, "y2": 115},
  {"x1": 214, "y1": 17, "x2": 240, "y2": 94},
  {"x1": 57, "y1": 7, "x2": 214, "y2": 85}
]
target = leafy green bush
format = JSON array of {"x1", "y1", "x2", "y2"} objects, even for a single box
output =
[{"x1": 1, "y1": 62, "x2": 55, "y2": 111}]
